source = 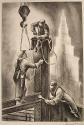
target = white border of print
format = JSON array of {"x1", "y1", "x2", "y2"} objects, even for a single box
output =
[{"x1": 0, "y1": 0, "x2": 84, "y2": 125}]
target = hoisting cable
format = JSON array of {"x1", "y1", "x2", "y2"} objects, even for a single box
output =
[
  {"x1": 19, "y1": 3, "x2": 30, "y2": 51},
  {"x1": 20, "y1": 25, "x2": 31, "y2": 51},
  {"x1": 41, "y1": 39, "x2": 57, "y2": 65},
  {"x1": 28, "y1": 50, "x2": 36, "y2": 80},
  {"x1": 25, "y1": 26, "x2": 31, "y2": 50},
  {"x1": 20, "y1": 27, "x2": 24, "y2": 51},
  {"x1": 40, "y1": 39, "x2": 58, "y2": 82}
]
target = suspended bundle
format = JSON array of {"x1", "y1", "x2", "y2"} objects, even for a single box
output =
[{"x1": 18, "y1": 5, "x2": 30, "y2": 21}]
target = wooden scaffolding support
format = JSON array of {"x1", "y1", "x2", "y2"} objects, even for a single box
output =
[{"x1": 34, "y1": 41, "x2": 50, "y2": 121}]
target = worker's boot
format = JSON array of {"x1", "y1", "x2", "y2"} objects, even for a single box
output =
[
  {"x1": 20, "y1": 77, "x2": 25, "y2": 99},
  {"x1": 70, "y1": 107, "x2": 80, "y2": 119},
  {"x1": 21, "y1": 87, "x2": 27, "y2": 104},
  {"x1": 15, "y1": 97, "x2": 21, "y2": 105}
]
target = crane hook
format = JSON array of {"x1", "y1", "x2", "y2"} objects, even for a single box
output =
[{"x1": 18, "y1": 4, "x2": 30, "y2": 28}]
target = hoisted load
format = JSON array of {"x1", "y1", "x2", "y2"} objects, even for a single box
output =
[
  {"x1": 18, "y1": 4, "x2": 30, "y2": 50},
  {"x1": 18, "y1": 4, "x2": 30, "y2": 27}
]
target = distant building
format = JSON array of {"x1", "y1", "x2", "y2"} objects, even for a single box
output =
[{"x1": 50, "y1": 10, "x2": 82, "y2": 105}]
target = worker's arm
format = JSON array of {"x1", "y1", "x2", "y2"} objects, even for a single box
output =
[
  {"x1": 14, "y1": 51, "x2": 25, "y2": 69},
  {"x1": 18, "y1": 50, "x2": 27, "y2": 61},
  {"x1": 37, "y1": 33, "x2": 48, "y2": 39},
  {"x1": 45, "y1": 88, "x2": 63, "y2": 105},
  {"x1": 28, "y1": 59, "x2": 44, "y2": 69},
  {"x1": 31, "y1": 22, "x2": 38, "y2": 35}
]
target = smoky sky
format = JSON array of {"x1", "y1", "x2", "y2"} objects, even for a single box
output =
[{"x1": 2, "y1": 2, "x2": 83, "y2": 101}]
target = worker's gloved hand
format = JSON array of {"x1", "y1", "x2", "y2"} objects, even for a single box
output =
[
  {"x1": 45, "y1": 99, "x2": 50, "y2": 104},
  {"x1": 39, "y1": 59, "x2": 44, "y2": 65},
  {"x1": 45, "y1": 99, "x2": 56, "y2": 105},
  {"x1": 36, "y1": 59, "x2": 44, "y2": 68},
  {"x1": 38, "y1": 95, "x2": 45, "y2": 100},
  {"x1": 38, "y1": 95, "x2": 42, "y2": 99}
]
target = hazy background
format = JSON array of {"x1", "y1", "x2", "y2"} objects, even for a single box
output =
[{"x1": 2, "y1": 2, "x2": 83, "y2": 104}]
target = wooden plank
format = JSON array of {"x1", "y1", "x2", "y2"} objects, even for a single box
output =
[
  {"x1": 3, "y1": 112, "x2": 34, "y2": 121},
  {"x1": 2, "y1": 114, "x2": 27, "y2": 121},
  {"x1": 34, "y1": 67, "x2": 41, "y2": 92},
  {"x1": 25, "y1": 92, "x2": 41, "y2": 102},
  {"x1": 2, "y1": 99, "x2": 16, "y2": 108},
  {"x1": 2, "y1": 99, "x2": 41, "y2": 115},
  {"x1": 34, "y1": 100, "x2": 41, "y2": 121},
  {"x1": 2, "y1": 92, "x2": 41, "y2": 108},
  {"x1": 2, "y1": 108, "x2": 35, "y2": 121},
  {"x1": 41, "y1": 41, "x2": 50, "y2": 121},
  {"x1": 2, "y1": 117, "x2": 26, "y2": 121}
]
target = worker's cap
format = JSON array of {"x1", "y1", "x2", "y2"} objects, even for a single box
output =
[{"x1": 50, "y1": 81, "x2": 57, "y2": 86}]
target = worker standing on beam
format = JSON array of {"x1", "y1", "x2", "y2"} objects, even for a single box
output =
[{"x1": 13, "y1": 50, "x2": 44, "y2": 105}]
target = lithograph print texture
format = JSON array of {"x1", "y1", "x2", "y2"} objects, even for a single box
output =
[{"x1": 2, "y1": 1, "x2": 83, "y2": 122}]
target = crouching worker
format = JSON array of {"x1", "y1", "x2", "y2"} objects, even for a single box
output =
[
  {"x1": 13, "y1": 50, "x2": 44, "y2": 105},
  {"x1": 38, "y1": 81, "x2": 80, "y2": 118}
]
